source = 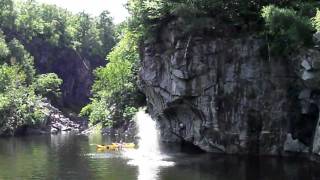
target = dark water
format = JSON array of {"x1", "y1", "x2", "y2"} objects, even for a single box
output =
[{"x1": 0, "y1": 133, "x2": 319, "y2": 180}]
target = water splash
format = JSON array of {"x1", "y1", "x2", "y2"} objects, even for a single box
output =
[
  {"x1": 123, "y1": 109, "x2": 174, "y2": 180},
  {"x1": 136, "y1": 109, "x2": 161, "y2": 155}
]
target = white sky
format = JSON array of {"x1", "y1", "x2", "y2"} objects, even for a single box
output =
[{"x1": 34, "y1": 0, "x2": 130, "y2": 24}]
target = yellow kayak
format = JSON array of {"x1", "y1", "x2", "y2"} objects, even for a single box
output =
[
  {"x1": 96, "y1": 144, "x2": 118, "y2": 151},
  {"x1": 96, "y1": 143, "x2": 135, "y2": 151},
  {"x1": 122, "y1": 143, "x2": 135, "y2": 149}
]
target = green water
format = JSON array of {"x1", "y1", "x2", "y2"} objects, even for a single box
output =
[{"x1": 0, "y1": 133, "x2": 319, "y2": 180}]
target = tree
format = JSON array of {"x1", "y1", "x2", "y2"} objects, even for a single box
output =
[
  {"x1": 0, "y1": 31, "x2": 9, "y2": 61},
  {"x1": 0, "y1": 0, "x2": 15, "y2": 30},
  {"x1": 73, "y1": 12, "x2": 97, "y2": 54},
  {"x1": 38, "y1": 4, "x2": 71, "y2": 46},
  {"x1": 0, "y1": 65, "x2": 45, "y2": 136},
  {"x1": 15, "y1": 0, "x2": 44, "y2": 40},
  {"x1": 7, "y1": 39, "x2": 35, "y2": 84},
  {"x1": 96, "y1": 10, "x2": 116, "y2": 57},
  {"x1": 81, "y1": 28, "x2": 143, "y2": 127},
  {"x1": 262, "y1": 5, "x2": 314, "y2": 56},
  {"x1": 33, "y1": 73, "x2": 63, "y2": 98},
  {"x1": 0, "y1": 0, "x2": 117, "y2": 136},
  {"x1": 0, "y1": 65, "x2": 26, "y2": 92}
]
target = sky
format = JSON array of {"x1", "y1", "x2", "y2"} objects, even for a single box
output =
[{"x1": 34, "y1": 0, "x2": 130, "y2": 24}]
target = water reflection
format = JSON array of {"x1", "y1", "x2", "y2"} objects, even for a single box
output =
[
  {"x1": 0, "y1": 133, "x2": 319, "y2": 180},
  {"x1": 48, "y1": 133, "x2": 93, "y2": 179},
  {"x1": 0, "y1": 114, "x2": 320, "y2": 180}
]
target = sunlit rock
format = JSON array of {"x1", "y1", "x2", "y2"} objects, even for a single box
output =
[
  {"x1": 301, "y1": 60, "x2": 312, "y2": 70},
  {"x1": 139, "y1": 18, "x2": 320, "y2": 160},
  {"x1": 284, "y1": 134, "x2": 309, "y2": 153}
]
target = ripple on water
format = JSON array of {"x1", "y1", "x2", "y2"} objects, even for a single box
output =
[{"x1": 85, "y1": 153, "x2": 117, "y2": 159}]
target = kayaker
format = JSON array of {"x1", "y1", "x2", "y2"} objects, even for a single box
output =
[{"x1": 118, "y1": 140, "x2": 123, "y2": 150}]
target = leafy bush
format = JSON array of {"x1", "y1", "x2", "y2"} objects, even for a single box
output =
[
  {"x1": 0, "y1": 87, "x2": 46, "y2": 136},
  {"x1": 0, "y1": 31, "x2": 9, "y2": 60},
  {"x1": 0, "y1": 0, "x2": 15, "y2": 30},
  {"x1": 262, "y1": 5, "x2": 315, "y2": 56},
  {"x1": 33, "y1": 73, "x2": 63, "y2": 98},
  {"x1": 81, "y1": 28, "x2": 144, "y2": 127},
  {"x1": 80, "y1": 100, "x2": 111, "y2": 126},
  {"x1": 312, "y1": 9, "x2": 320, "y2": 32},
  {"x1": 0, "y1": 32, "x2": 62, "y2": 136},
  {"x1": 0, "y1": 65, "x2": 26, "y2": 92},
  {"x1": 0, "y1": 64, "x2": 47, "y2": 136},
  {"x1": 7, "y1": 39, "x2": 35, "y2": 84}
]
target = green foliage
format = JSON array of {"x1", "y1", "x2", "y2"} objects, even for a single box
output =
[
  {"x1": 295, "y1": 1, "x2": 318, "y2": 17},
  {"x1": 7, "y1": 39, "x2": 35, "y2": 84},
  {"x1": 33, "y1": 73, "x2": 63, "y2": 98},
  {"x1": 127, "y1": 0, "x2": 320, "y2": 41},
  {"x1": 0, "y1": 32, "x2": 62, "y2": 136},
  {"x1": 92, "y1": 29, "x2": 140, "y2": 99},
  {"x1": 0, "y1": 65, "x2": 26, "y2": 92},
  {"x1": 0, "y1": 0, "x2": 116, "y2": 135},
  {"x1": 0, "y1": 87, "x2": 45, "y2": 136},
  {"x1": 312, "y1": 9, "x2": 320, "y2": 32},
  {"x1": 73, "y1": 12, "x2": 97, "y2": 53},
  {"x1": 0, "y1": 64, "x2": 46, "y2": 136},
  {"x1": 126, "y1": 0, "x2": 253, "y2": 37},
  {"x1": 80, "y1": 100, "x2": 111, "y2": 127},
  {"x1": 0, "y1": 0, "x2": 120, "y2": 135},
  {"x1": 96, "y1": 11, "x2": 116, "y2": 56},
  {"x1": 1, "y1": 0, "x2": 115, "y2": 58},
  {"x1": 81, "y1": 28, "x2": 143, "y2": 127},
  {"x1": 0, "y1": 0, "x2": 15, "y2": 29},
  {"x1": 262, "y1": 5, "x2": 315, "y2": 56},
  {"x1": 123, "y1": 106, "x2": 138, "y2": 120},
  {"x1": 92, "y1": 31, "x2": 139, "y2": 97},
  {"x1": 15, "y1": 0, "x2": 51, "y2": 40},
  {"x1": 15, "y1": 0, "x2": 74, "y2": 44},
  {"x1": 0, "y1": 31, "x2": 9, "y2": 60}
]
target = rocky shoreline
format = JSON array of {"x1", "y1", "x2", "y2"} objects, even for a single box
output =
[{"x1": 24, "y1": 101, "x2": 88, "y2": 136}]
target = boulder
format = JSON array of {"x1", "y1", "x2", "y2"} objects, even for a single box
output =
[
  {"x1": 284, "y1": 134, "x2": 309, "y2": 153},
  {"x1": 51, "y1": 127, "x2": 59, "y2": 134}
]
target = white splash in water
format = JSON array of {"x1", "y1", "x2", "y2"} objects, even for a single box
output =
[
  {"x1": 123, "y1": 109, "x2": 174, "y2": 180},
  {"x1": 136, "y1": 110, "x2": 161, "y2": 155}
]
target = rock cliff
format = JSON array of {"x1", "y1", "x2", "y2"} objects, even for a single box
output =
[
  {"x1": 139, "y1": 18, "x2": 320, "y2": 158},
  {"x1": 26, "y1": 38, "x2": 105, "y2": 112}
]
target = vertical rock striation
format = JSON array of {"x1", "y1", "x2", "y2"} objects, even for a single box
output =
[
  {"x1": 139, "y1": 19, "x2": 320, "y2": 158},
  {"x1": 26, "y1": 38, "x2": 105, "y2": 112}
]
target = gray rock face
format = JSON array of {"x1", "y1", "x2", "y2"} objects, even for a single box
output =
[
  {"x1": 26, "y1": 38, "x2": 105, "y2": 112},
  {"x1": 24, "y1": 99, "x2": 84, "y2": 135},
  {"x1": 139, "y1": 20, "x2": 320, "y2": 158},
  {"x1": 39, "y1": 100, "x2": 83, "y2": 133},
  {"x1": 284, "y1": 134, "x2": 309, "y2": 153}
]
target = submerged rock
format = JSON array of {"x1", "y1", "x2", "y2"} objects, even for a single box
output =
[
  {"x1": 284, "y1": 134, "x2": 309, "y2": 153},
  {"x1": 139, "y1": 18, "x2": 320, "y2": 160}
]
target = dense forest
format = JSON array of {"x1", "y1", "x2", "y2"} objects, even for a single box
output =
[
  {"x1": 0, "y1": 0, "x2": 116, "y2": 135},
  {"x1": 2, "y1": 0, "x2": 320, "y2": 135}
]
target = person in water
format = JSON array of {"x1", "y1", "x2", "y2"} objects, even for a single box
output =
[{"x1": 118, "y1": 140, "x2": 123, "y2": 150}]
